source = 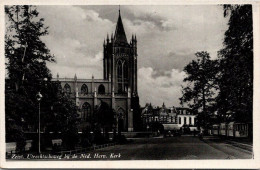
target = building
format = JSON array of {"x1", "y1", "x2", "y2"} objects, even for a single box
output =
[
  {"x1": 53, "y1": 9, "x2": 139, "y2": 132},
  {"x1": 141, "y1": 103, "x2": 177, "y2": 125},
  {"x1": 175, "y1": 107, "x2": 197, "y2": 127},
  {"x1": 141, "y1": 103, "x2": 197, "y2": 129}
]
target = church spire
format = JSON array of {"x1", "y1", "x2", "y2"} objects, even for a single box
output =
[{"x1": 114, "y1": 7, "x2": 128, "y2": 44}]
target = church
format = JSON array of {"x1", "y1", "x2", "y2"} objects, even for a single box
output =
[{"x1": 53, "y1": 9, "x2": 140, "y2": 132}]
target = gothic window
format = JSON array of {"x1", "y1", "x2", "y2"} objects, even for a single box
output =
[
  {"x1": 123, "y1": 62, "x2": 128, "y2": 92},
  {"x1": 64, "y1": 84, "x2": 71, "y2": 94},
  {"x1": 179, "y1": 117, "x2": 181, "y2": 124},
  {"x1": 82, "y1": 102, "x2": 91, "y2": 121},
  {"x1": 184, "y1": 117, "x2": 187, "y2": 124},
  {"x1": 81, "y1": 84, "x2": 88, "y2": 95},
  {"x1": 189, "y1": 117, "x2": 192, "y2": 125},
  {"x1": 98, "y1": 84, "x2": 105, "y2": 94},
  {"x1": 117, "y1": 60, "x2": 123, "y2": 93}
]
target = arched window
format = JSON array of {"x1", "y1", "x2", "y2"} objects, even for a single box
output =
[
  {"x1": 117, "y1": 60, "x2": 123, "y2": 93},
  {"x1": 98, "y1": 84, "x2": 105, "y2": 94},
  {"x1": 81, "y1": 84, "x2": 88, "y2": 95},
  {"x1": 64, "y1": 83, "x2": 71, "y2": 94},
  {"x1": 184, "y1": 117, "x2": 187, "y2": 124},
  {"x1": 123, "y1": 62, "x2": 128, "y2": 92},
  {"x1": 82, "y1": 102, "x2": 91, "y2": 121},
  {"x1": 189, "y1": 117, "x2": 192, "y2": 125},
  {"x1": 179, "y1": 117, "x2": 181, "y2": 124}
]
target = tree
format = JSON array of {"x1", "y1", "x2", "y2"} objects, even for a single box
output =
[
  {"x1": 216, "y1": 5, "x2": 253, "y2": 123},
  {"x1": 5, "y1": 5, "x2": 79, "y2": 150},
  {"x1": 5, "y1": 6, "x2": 55, "y2": 91},
  {"x1": 94, "y1": 101, "x2": 114, "y2": 141},
  {"x1": 5, "y1": 5, "x2": 54, "y2": 150},
  {"x1": 42, "y1": 82, "x2": 80, "y2": 150},
  {"x1": 180, "y1": 51, "x2": 218, "y2": 128}
]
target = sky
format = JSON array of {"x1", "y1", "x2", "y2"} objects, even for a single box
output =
[{"x1": 36, "y1": 5, "x2": 229, "y2": 107}]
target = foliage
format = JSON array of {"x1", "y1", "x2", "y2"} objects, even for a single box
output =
[
  {"x1": 81, "y1": 127, "x2": 93, "y2": 148},
  {"x1": 94, "y1": 101, "x2": 115, "y2": 140},
  {"x1": 95, "y1": 101, "x2": 115, "y2": 128},
  {"x1": 216, "y1": 5, "x2": 253, "y2": 123},
  {"x1": 180, "y1": 51, "x2": 218, "y2": 128},
  {"x1": 43, "y1": 82, "x2": 80, "y2": 149},
  {"x1": 92, "y1": 124, "x2": 106, "y2": 145},
  {"x1": 5, "y1": 6, "x2": 55, "y2": 91},
  {"x1": 6, "y1": 121, "x2": 26, "y2": 152},
  {"x1": 149, "y1": 122, "x2": 164, "y2": 132},
  {"x1": 5, "y1": 5, "x2": 79, "y2": 151},
  {"x1": 180, "y1": 5, "x2": 253, "y2": 127},
  {"x1": 5, "y1": 5, "x2": 54, "y2": 149}
]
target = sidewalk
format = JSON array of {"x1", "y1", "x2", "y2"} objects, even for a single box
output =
[
  {"x1": 227, "y1": 138, "x2": 252, "y2": 146},
  {"x1": 202, "y1": 135, "x2": 252, "y2": 152}
]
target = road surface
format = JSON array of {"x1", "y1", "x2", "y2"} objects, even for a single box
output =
[
  {"x1": 7, "y1": 136, "x2": 252, "y2": 160},
  {"x1": 82, "y1": 136, "x2": 252, "y2": 160}
]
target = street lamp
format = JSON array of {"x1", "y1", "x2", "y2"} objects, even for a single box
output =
[{"x1": 36, "y1": 92, "x2": 43, "y2": 154}]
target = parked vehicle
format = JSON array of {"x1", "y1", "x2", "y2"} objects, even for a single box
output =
[
  {"x1": 212, "y1": 124, "x2": 219, "y2": 135},
  {"x1": 233, "y1": 122, "x2": 250, "y2": 138},
  {"x1": 162, "y1": 124, "x2": 182, "y2": 137},
  {"x1": 219, "y1": 123, "x2": 227, "y2": 136},
  {"x1": 227, "y1": 122, "x2": 235, "y2": 137},
  {"x1": 210, "y1": 122, "x2": 252, "y2": 139}
]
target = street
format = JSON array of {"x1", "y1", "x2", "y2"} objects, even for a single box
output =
[{"x1": 83, "y1": 136, "x2": 252, "y2": 160}]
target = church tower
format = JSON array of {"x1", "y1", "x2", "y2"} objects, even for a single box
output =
[
  {"x1": 103, "y1": 9, "x2": 141, "y2": 131},
  {"x1": 52, "y1": 8, "x2": 141, "y2": 132},
  {"x1": 103, "y1": 9, "x2": 138, "y2": 96}
]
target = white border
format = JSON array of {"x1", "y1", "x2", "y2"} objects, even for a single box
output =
[{"x1": 0, "y1": 0, "x2": 260, "y2": 169}]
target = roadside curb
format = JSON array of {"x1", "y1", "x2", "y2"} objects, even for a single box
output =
[
  {"x1": 226, "y1": 140, "x2": 252, "y2": 152},
  {"x1": 226, "y1": 140, "x2": 252, "y2": 147},
  {"x1": 201, "y1": 136, "x2": 253, "y2": 153}
]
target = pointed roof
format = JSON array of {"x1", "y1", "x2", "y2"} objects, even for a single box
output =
[{"x1": 114, "y1": 10, "x2": 128, "y2": 44}]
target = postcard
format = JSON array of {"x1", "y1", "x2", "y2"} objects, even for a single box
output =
[{"x1": 1, "y1": 0, "x2": 260, "y2": 169}]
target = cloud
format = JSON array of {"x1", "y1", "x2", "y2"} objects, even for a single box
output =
[
  {"x1": 38, "y1": 6, "x2": 114, "y2": 79},
  {"x1": 32, "y1": 5, "x2": 228, "y2": 106},
  {"x1": 138, "y1": 67, "x2": 186, "y2": 107},
  {"x1": 122, "y1": 5, "x2": 228, "y2": 71}
]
